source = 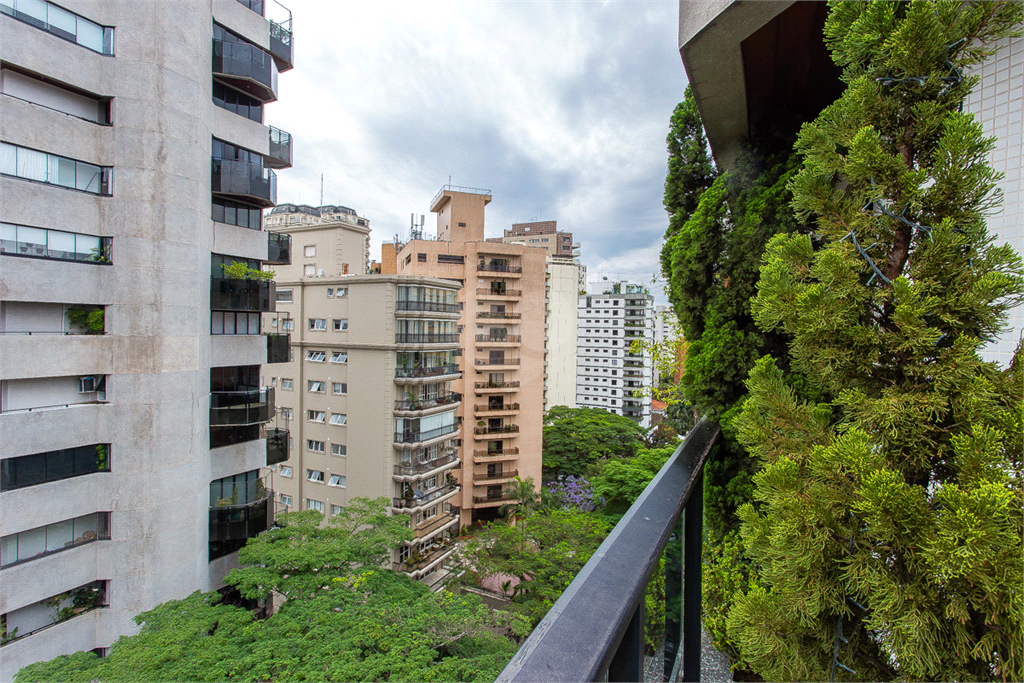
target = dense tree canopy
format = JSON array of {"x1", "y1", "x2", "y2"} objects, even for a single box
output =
[
  {"x1": 541, "y1": 406, "x2": 646, "y2": 477},
  {"x1": 727, "y1": 2, "x2": 1024, "y2": 680},
  {"x1": 17, "y1": 500, "x2": 518, "y2": 682}
]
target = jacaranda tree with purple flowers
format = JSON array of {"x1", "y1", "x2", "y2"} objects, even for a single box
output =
[{"x1": 545, "y1": 475, "x2": 604, "y2": 513}]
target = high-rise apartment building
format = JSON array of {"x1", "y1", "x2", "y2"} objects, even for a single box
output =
[
  {"x1": 263, "y1": 206, "x2": 463, "y2": 582},
  {"x1": 576, "y1": 282, "x2": 655, "y2": 427},
  {"x1": 497, "y1": 220, "x2": 578, "y2": 259},
  {"x1": 0, "y1": 1, "x2": 293, "y2": 676},
  {"x1": 394, "y1": 186, "x2": 546, "y2": 525}
]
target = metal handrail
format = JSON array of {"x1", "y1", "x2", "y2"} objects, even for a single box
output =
[
  {"x1": 476, "y1": 288, "x2": 522, "y2": 297},
  {"x1": 475, "y1": 334, "x2": 522, "y2": 343},
  {"x1": 475, "y1": 403, "x2": 520, "y2": 412},
  {"x1": 474, "y1": 358, "x2": 520, "y2": 365},
  {"x1": 474, "y1": 381, "x2": 520, "y2": 389},
  {"x1": 495, "y1": 418, "x2": 719, "y2": 683},
  {"x1": 431, "y1": 184, "x2": 491, "y2": 207}
]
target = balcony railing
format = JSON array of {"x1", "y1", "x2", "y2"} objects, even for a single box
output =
[
  {"x1": 474, "y1": 380, "x2": 520, "y2": 389},
  {"x1": 394, "y1": 392, "x2": 461, "y2": 411},
  {"x1": 476, "y1": 288, "x2": 522, "y2": 297},
  {"x1": 475, "y1": 357, "x2": 520, "y2": 366},
  {"x1": 494, "y1": 418, "x2": 719, "y2": 683},
  {"x1": 394, "y1": 538, "x2": 456, "y2": 572},
  {"x1": 478, "y1": 263, "x2": 522, "y2": 274},
  {"x1": 473, "y1": 424, "x2": 519, "y2": 435},
  {"x1": 475, "y1": 403, "x2": 520, "y2": 412},
  {"x1": 266, "y1": 126, "x2": 293, "y2": 169},
  {"x1": 473, "y1": 491, "x2": 518, "y2": 504},
  {"x1": 394, "y1": 451, "x2": 459, "y2": 476},
  {"x1": 268, "y1": 18, "x2": 294, "y2": 71},
  {"x1": 211, "y1": 158, "x2": 277, "y2": 208},
  {"x1": 396, "y1": 300, "x2": 461, "y2": 313},
  {"x1": 209, "y1": 493, "x2": 272, "y2": 543},
  {"x1": 266, "y1": 232, "x2": 291, "y2": 265},
  {"x1": 211, "y1": 278, "x2": 276, "y2": 312},
  {"x1": 212, "y1": 38, "x2": 279, "y2": 102},
  {"x1": 475, "y1": 334, "x2": 522, "y2": 343},
  {"x1": 395, "y1": 333, "x2": 460, "y2": 344},
  {"x1": 394, "y1": 423, "x2": 459, "y2": 444},
  {"x1": 210, "y1": 387, "x2": 275, "y2": 427},
  {"x1": 478, "y1": 468, "x2": 518, "y2": 480},
  {"x1": 266, "y1": 333, "x2": 289, "y2": 363},
  {"x1": 392, "y1": 482, "x2": 459, "y2": 510},
  {"x1": 473, "y1": 447, "x2": 519, "y2": 458},
  {"x1": 477, "y1": 312, "x2": 521, "y2": 319},
  {"x1": 412, "y1": 510, "x2": 459, "y2": 539},
  {"x1": 395, "y1": 364, "x2": 460, "y2": 379},
  {"x1": 265, "y1": 427, "x2": 289, "y2": 466}
]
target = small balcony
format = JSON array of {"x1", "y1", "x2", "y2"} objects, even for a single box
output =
[
  {"x1": 266, "y1": 333, "x2": 289, "y2": 363},
  {"x1": 396, "y1": 301, "x2": 461, "y2": 314},
  {"x1": 265, "y1": 127, "x2": 293, "y2": 169},
  {"x1": 210, "y1": 387, "x2": 275, "y2": 429},
  {"x1": 475, "y1": 402, "x2": 520, "y2": 414},
  {"x1": 393, "y1": 451, "x2": 459, "y2": 480},
  {"x1": 478, "y1": 263, "x2": 523, "y2": 274},
  {"x1": 394, "y1": 392, "x2": 461, "y2": 413},
  {"x1": 412, "y1": 510, "x2": 460, "y2": 540},
  {"x1": 268, "y1": 18, "x2": 294, "y2": 72},
  {"x1": 475, "y1": 334, "x2": 522, "y2": 344},
  {"x1": 395, "y1": 333, "x2": 460, "y2": 344},
  {"x1": 475, "y1": 357, "x2": 520, "y2": 367},
  {"x1": 394, "y1": 537, "x2": 457, "y2": 577},
  {"x1": 394, "y1": 364, "x2": 460, "y2": 380},
  {"x1": 473, "y1": 447, "x2": 520, "y2": 462},
  {"x1": 394, "y1": 423, "x2": 459, "y2": 445},
  {"x1": 473, "y1": 424, "x2": 519, "y2": 436},
  {"x1": 476, "y1": 287, "x2": 522, "y2": 298},
  {"x1": 212, "y1": 38, "x2": 279, "y2": 102},
  {"x1": 474, "y1": 380, "x2": 520, "y2": 391},
  {"x1": 211, "y1": 278, "x2": 276, "y2": 312},
  {"x1": 477, "y1": 311, "x2": 521, "y2": 320},
  {"x1": 211, "y1": 158, "x2": 277, "y2": 208},
  {"x1": 473, "y1": 490, "x2": 518, "y2": 506},
  {"x1": 265, "y1": 427, "x2": 289, "y2": 466},
  {"x1": 266, "y1": 232, "x2": 291, "y2": 265},
  {"x1": 392, "y1": 482, "x2": 459, "y2": 511},
  {"x1": 477, "y1": 468, "x2": 518, "y2": 481},
  {"x1": 209, "y1": 493, "x2": 271, "y2": 543}
]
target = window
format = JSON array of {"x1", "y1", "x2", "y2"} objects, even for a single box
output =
[
  {"x1": 212, "y1": 197, "x2": 262, "y2": 230},
  {"x1": 0, "y1": 0, "x2": 115, "y2": 54},
  {"x1": 331, "y1": 443, "x2": 347, "y2": 456},
  {"x1": 282, "y1": 319, "x2": 294, "y2": 331},
  {"x1": 335, "y1": 288, "x2": 348, "y2": 298},
  {"x1": 1, "y1": 444, "x2": 110, "y2": 491},
  {"x1": 332, "y1": 382, "x2": 347, "y2": 395},
  {"x1": 304, "y1": 245, "x2": 316, "y2": 257},
  {"x1": 327, "y1": 288, "x2": 334, "y2": 297},
  {"x1": 308, "y1": 410, "x2": 325, "y2": 423},
  {"x1": 329, "y1": 352, "x2": 347, "y2": 363},
  {"x1": 0, "y1": 512, "x2": 111, "y2": 567},
  {"x1": 276, "y1": 289, "x2": 293, "y2": 303},
  {"x1": 405, "y1": 255, "x2": 411, "y2": 265},
  {"x1": 417, "y1": 253, "x2": 427, "y2": 262},
  {"x1": 333, "y1": 319, "x2": 348, "y2": 331},
  {"x1": 304, "y1": 264, "x2": 315, "y2": 276},
  {"x1": 307, "y1": 440, "x2": 325, "y2": 453},
  {"x1": 1, "y1": 223, "x2": 111, "y2": 263},
  {"x1": 308, "y1": 380, "x2": 325, "y2": 392},
  {"x1": 330, "y1": 504, "x2": 343, "y2": 515},
  {"x1": 306, "y1": 350, "x2": 325, "y2": 362},
  {"x1": 1, "y1": 143, "x2": 111, "y2": 194},
  {"x1": 212, "y1": 81, "x2": 262, "y2": 123},
  {"x1": 280, "y1": 494, "x2": 292, "y2": 507},
  {"x1": 280, "y1": 466, "x2": 292, "y2": 477},
  {"x1": 211, "y1": 311, "x2": 260, "y2": 335},
  {"x1": 329, "y1": 413, "x2": 347, "y2": 426},
  {"x1": 281, "y1": 379, "x2": 293, "y2": 390},
  {"x1": 438, "y1": 254, "x2": 464, "y2": 264},
  {"x1": 307, "y1": 499, "x2": 324, "y2": 513},
  {"x1": 328, "y1": 474, "x2": 346, "y2": 487},
  {"x1": 309, "y1": 319, "x2": 326, "y2": 331},
  {"x1": 280, "y1": 407, "x2": 293, "y2": 420},
  {"x1": 1, "y1": 66, "x2": 111, "y2": 124},
  {"x1": 306, "y1": 469, "x2": 324, "y2": 482}
]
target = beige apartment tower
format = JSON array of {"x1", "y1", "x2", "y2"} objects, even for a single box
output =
[
  {"x1": 264, "y1": 207, "x2": 463, "y2": 581},
  {"x1": 395, "y1": 186, "x2": 545, "y2": 525}
]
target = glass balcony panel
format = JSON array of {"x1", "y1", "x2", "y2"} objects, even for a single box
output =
[
  {"x1": 266, "y1": 333, "x2": 289, "y2": 363},
  {"x1": 268, "y1": 19, "x2": 293, "y2": 71},
  {"x1": 212, "y1": 38, "x2": 279, "y2": 102},
  {"x1": 211, "y1": 158, "x2": 277, "y2": 208},
  {"x1": 210, "y1": 277, "x2": 276, "y2": 312},
  {"x1": 266, "y1": 126, "x2": 292, "y2": 169},
  {"x1": 266, "y1": 428, "x2": 289, "y2": 465},
  {"x1": 266, "y1": 232, "x2": 291, "y2": 264}
]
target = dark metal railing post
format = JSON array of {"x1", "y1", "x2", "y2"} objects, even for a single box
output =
[
  {"x1": 608, "y1": 601, "x2": 645, "y2": 682},
  {"x1": 683, "y1": 468, "x2": 704, "y2": 682}
]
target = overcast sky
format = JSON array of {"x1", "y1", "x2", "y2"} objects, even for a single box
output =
[{"x1": 268, "y1": 0, "x2": 688, "y2": 300}]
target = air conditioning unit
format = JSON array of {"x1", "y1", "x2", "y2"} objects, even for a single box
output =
[{"x1": 79, "y1": 376, "x2": 97, "y2": 393}]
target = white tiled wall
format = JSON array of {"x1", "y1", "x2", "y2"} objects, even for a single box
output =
[{"x1": 964, "y1": 35, "x2": 1024, "y2": 366}]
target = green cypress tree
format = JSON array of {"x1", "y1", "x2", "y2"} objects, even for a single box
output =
[{"x1": 729, "y1": 2, "x2": 1024, "y2": 680}]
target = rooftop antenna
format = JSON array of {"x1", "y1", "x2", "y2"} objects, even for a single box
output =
[{"x1": 318, "y1": 174, "x2": 324, "y2": 221}]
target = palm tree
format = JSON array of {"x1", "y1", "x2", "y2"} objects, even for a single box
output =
[{"x1": 499, "y1": 476, "x2": 541, "y2": 552}]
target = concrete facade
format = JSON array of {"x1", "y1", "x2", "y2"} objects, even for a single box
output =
[
  {"x1": 0, "y1": 1, "x2": 292, "y2": 676},
  {"x1": 395, "y1": 187, "x2": 546, "y2": 526},
  {"x1": 576, "y1": 282, "x2": 655, "y2": 428},
  {"x1": 543, "y1": 256, "x2": 581, "y2": 411}
]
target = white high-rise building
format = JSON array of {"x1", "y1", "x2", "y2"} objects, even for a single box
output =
[
  {"x1": 543, "y1": 256, "x2": 583, "y2": 411},
  {"x1": 0, "y1": 1, "x2": 294, "y2": 677},
  {"x1": 576, "y1": 282, "x2": 654, "y2": 427}
]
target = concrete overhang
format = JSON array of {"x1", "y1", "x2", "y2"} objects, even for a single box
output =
[{"x1": 678, "y1": 0, "x2": 843, "y2": 171}]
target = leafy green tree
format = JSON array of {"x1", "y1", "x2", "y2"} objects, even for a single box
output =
[
  {"x1": 454, "y1": 510, "x2": 611, "y2": 627},
  {"x1": 661, "y1": 89, "x2": 806, "y2": 541},
  {"x1": 542, "y1": 406, "x2": 646, "y2": 477},
  {"x1": 728, "y1": 3, "x2": 1024, "y2": 680},
  {"x1": 590, "y1": 446, "x2": 676, "y2": 521}
]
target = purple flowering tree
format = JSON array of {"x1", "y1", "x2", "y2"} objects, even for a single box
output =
[{"x1": 546, "y1": 475, "x2": 604, "y2": 513}]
